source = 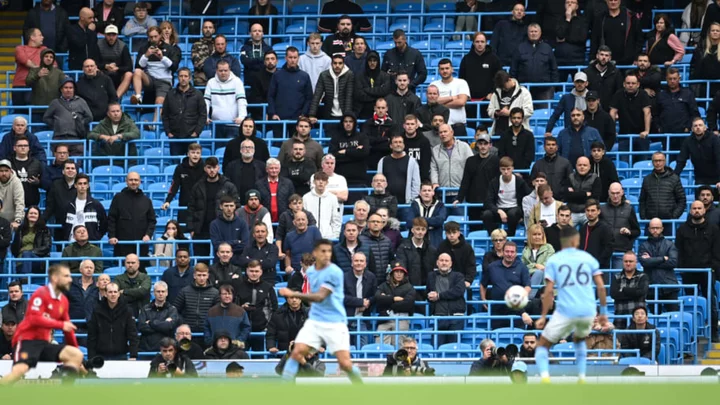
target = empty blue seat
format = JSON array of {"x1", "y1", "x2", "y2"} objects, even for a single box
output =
[
  {"x1": 164, "y1": 164, "x2": 177, "y2": 175},
  {"x1": 438, "y1": 342, "x2": 472, "y2": 358},
  {"x1": 389, "y1": 20, "x2": 421, "y2": 33},
  {"x1": 91, "y1": 165, "x2": 125, "y2": 184},
  {"x1": 551, "y1": 342, "x2": 575, "y2": 357},
  {"x1": 618, "y1": 356, "x2": 655, "y2": 365},
  {"x1": 445, "y1": 40, "x2": 469, "y2": 50},
  {"x1": 491, "y1": 327, "x2": 526, "y2": 346},
  {"x1": 418, "y1": 343, "x2": 435, "y2": 358},
  {"x1": 362, "y1": 3, "x2": 387, "y2": 13},
  {"x1": 224, "y1": 4, "x2": 249, "y2": 14},
  {"x1": 104, "y1": 266, "x2": 124, "y2": 276},
  {"x1": 375, "y1": 41, "x2": 395, "y2": 51},
  {"x1": 395, "y1": 2, "x2": 422, "y2": 12},
  {"x1": 360, "y1": 343, "x2": 395, "y2": 358},
  {"x1": 292, "y1": 4, "x2": 318, "y2": 14},
  {"x1": 35, "y1": 130, "x2": 53, "y2": 143},
  {"x1": 273, "y1": 42, "x2": 293, "y2": 52},
  {"x1": 429, "y1": 2, "x2": 454, "y2": 12},
  {"x1": 112, "y1": 182, "x2": 126, "y2": 192}
]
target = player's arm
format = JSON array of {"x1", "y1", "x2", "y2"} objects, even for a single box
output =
[
  {"x1": 279, "y1": 286, "x2": 332, "y2": 303},
  {"x1": 25, "y1": 294, "x2": 68, "y2": 331},
  {"x1": 594, "y1": 273, "x2": 608, "y2": 313}
]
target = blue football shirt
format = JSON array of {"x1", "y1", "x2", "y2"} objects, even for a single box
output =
[
  {"x1": 306, "y1": 262, "x2": 347, "y2": 323},
  {"x1": 544, "y1": 248, "x2": 602, "y2": 318}
]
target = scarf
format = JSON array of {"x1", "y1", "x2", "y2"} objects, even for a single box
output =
[{"x1": 373, "y1": 113, "x2": 390, "y2": 125}]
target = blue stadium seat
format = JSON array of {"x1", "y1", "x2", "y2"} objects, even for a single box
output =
[
  {"x1": 224, "y1": 4, "x2": 249, "y2": 14},
  {"x1": 418, "y1": 343, "x2": 435, "y2": 358},
  {"x1": 360, "y1": 343, "x2": 395, "y2": 358},
  {"x1": 91, "y1": 165, "x2": 125, "y2": 184},
  {"x1": 389, "y1": 20, "x2": 421, "y2": 33},
  {"x1": 375, "y1": 41, "x2": 395, "y2": 51},
  {"x1": 35, "y1": 130, "x2": 53, "y2": 143},
  {"x1": 164, "y1": 164, "x2": 177, "y2": 175},
  {"x1": 491, "y1": 327, "x2": 526, "y2": 346},
  {"x1": 438, "y1": 343, "x2": 472, "y2": 358},
  {"x1": 429, "y1": 2, "x2": 454, "y2": 12},
  {"x1": 395, "y1": 2, "x2": 423, "y2": 13},
  {"x1": 656, "y1": 311, "x2": 694, "y2": 352},
  {"x1": 285, "y1": 23, "x2": 312, "y2": 35},
  {"x1": 679, "y1": 295, "x2": 708, "y2": 334},
  {"x1": 273, "y1": 42, "x2": 293, "y2": 52},
  {"x1": 104, "y1": 266, "x2": 124, "y2": 276},
  {"x1": 292, "y1": 4, "x2": 318, "y2": 14},
  {"x1": 112, "y1": 182, "x2": 126, "y2": 193},
  {"x1": 424, "y1": 21, "x2": 455, "y2": 32},
  {"x1": 146, "y1": 266, "x2": 166, "y2": 276},
  {"x1": 618, "y1": 357, "x2": 655, "y2": 365},
  {"x1": 551, "y1": 342, "x2": 575, "y2": 357},
  {"x1": 445, "y1": 40, "x2": 469, "y2": 50},
  {"x1": 362, "y1": 3, "x2": 387, "y2": 13},
  {"x1": 658, "y1": 327, "x2": 680, "y2": 363}
]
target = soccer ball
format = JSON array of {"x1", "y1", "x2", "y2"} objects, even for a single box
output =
[{"x1": 504, "y1": 285, "x2": 529, "y2": 310}]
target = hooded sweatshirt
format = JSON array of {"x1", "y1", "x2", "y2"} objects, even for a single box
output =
[
  {"x1": 209, "y1": 214, "x2": 250, "y2": 255},
  {"x1": 303, "y1": 189, "x2": 341, "y2": 239},
  {"x1": 353, "y1": 51, "x2": 392, "y2": 119},
  {"x1": 204, "y1": 71, "x2": 247, "y2": 121},
  {"x1": 344, "y1": 50, "x2": 367, "y2": 76},
  {"x1": 459, "y1": 45, "x2": 502, "y2": 99},
  {"x1": 26, "y1": 49, "x2": 65, "y2": 106},
  {"x1": 328, "y1": 113, "x2": 370, "y2": 185},
  {"x1": 299, "y1": 50, "x2": 331, "y2": 91},
  {"x1": 0, "y1": 171, "x2": 24, "y2": 225}
]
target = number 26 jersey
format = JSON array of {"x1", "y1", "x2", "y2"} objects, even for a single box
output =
[{"x1": 544, "y1": 248, "x2": 602, "y2": 318}]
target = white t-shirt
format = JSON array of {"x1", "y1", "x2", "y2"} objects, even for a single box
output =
[
  {"x1": 497, "y1": 176, "x2": 516, "y2": 209},
  {"x1": 430, "y1": 78, "x2": 471, "y2": 125},
  {"x1": 540, "y1": 202, "x2": 557, "y2": 226}
]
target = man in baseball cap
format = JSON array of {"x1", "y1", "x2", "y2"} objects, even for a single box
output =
[
  {"x1": 105, "y1": 25, "x2": 119, "y2": 35},
  {"x1": 544, "y1": 71, "x2": 590, "y2": 136},
  {"x1": 583, "y1": 90, "x2": 616, "y2": 150}
]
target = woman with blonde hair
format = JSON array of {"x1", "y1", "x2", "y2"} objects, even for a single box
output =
[
  {"x1": 482, "y1": 228, "x2": 507, "y2": 273},
  {"x1": 160, "y1": 20, "x2": 180, "y2": 48},
  {"x1": 690, "y1": 21, "x2": 720, "y2": 96},
  {"x1": 521, "y1": 224, "x2": 555, "y2": 293}
]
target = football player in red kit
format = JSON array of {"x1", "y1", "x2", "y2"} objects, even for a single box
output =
[{"x1": 1, "y1": 264, "x2": 85, "y2": 385}]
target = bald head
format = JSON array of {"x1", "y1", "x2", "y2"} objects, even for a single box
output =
[
  {"x1": 608, "y1": 182, "x2": 623, "y2": 204},
  {"x1": 126, "y1": 171, "x2": 141, "y2": 190},
  {"x1": 648, "y1": 218, "x2": 664, "y2": 238},
  {"x1": 125, "y1": 254, "x2": 140, "y2": 275},
  {"x1": 576, "y1": 156, "x2": 590, "y2": 175},
  {"x1": 690, "y1": 200, "x2": 706, "y2": 222},
  {"x1": 79, "y1": 7, "x2": 94, "y2": 27}
]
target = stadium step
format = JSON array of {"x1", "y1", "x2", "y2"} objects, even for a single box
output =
[
  {"x1": 700, "y1": 359, "x2": 720, "y2": 365},
  {"x1": 708, "y1": 351, "x2": 720, "y2": 359}
]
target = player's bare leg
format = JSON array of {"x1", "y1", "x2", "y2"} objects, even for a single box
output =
[
  {"x1": 335, "y1": 350, "x2": 363, "y2": 384},
  {"x1": 0, "y1": 363, "x2": 30, "y2": 385}
]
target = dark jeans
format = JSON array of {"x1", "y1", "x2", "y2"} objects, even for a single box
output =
[
  {"x1": 436, "y1": 318, "x2": 465, "y2": 347},
  {"x1": 169, "y1": 139, "x2": 190, "y2": 158},
  {"x1": 482, "y1": 206, "x2": 523, "y2": 236},
  {"x1": 18, "y1": 251, "x2": 44, "y2": 275},
  {"x1": 192, "y1": 232, "x2": 212, "y2": 263}
]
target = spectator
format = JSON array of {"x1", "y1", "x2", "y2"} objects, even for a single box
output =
[
  {"x1": 43, "y1": 78, "x2": 92, "y2": 156},
  {"x1": 238, "y1": 189, "x2": 275, "y2": 243},
  {"x1": 523, "y1": 172, "x2": 548, "y2": 226},
  {"x1": 175, "y1": 324, "x2": 205, "y2": 359},
  {"x1": 528, "y1": 184, "x2": 563, "y2": 227},
  {"x1": 278, "y1": 118, "x2": 324, "y2": 169},
  {"x1": 676, "y1": 200, "x2": 720, "y2": 342},
  {"x1": 690, "y1": 0, "x2": 713, "y2": 43},
  {"x1": 510, "y1": 24, "x2": 558, "y2": 101},
  {"x1": 344, "y1": 36, "x2": 368, "y2": 76},
  {"x1": 121, "y1": 3, "x2": 158, "y2": 37},
  {"x1": 26, "y1": 49, "x2": 64, "y2": 124},
  {"x1": 203, "y1": 35, "x2": 241, "y2": 80},
  {"x1": 190, "y1": 21, "x2": 215, "y2": 86},
  {"x1": 256, "y1": 158, "x2": 295, "y2": 223},
  {"x1": 482, "y1": 228, "x2": 507, "y2": 273},
  {"x1": 265, "y1": 46, "x2": 313, "y2": 120},
  {"x1": 545, "y1": 72, "x2": 590, "y2": 134},
  {"x1": 395, "y1": 217, "x2": 437, "y2": 294},
  {"x1": 267, "y1": 289, "x2": 310, "y2": 357},
  {"x1": 584, "y1": 91, "x2": 617, "y2": 150},
  {"x1": 430, "y1": 124, "x2": 473, "y2": 200},
  {"x1": 129, "y1": 26, "x2": 180, "y2": 118},
  {"x1": 491, "y1": 2, "x2": 528, "y2": 65},
  {"x1": 694, "y1": 24, "x2": 720, "y2": 98},
  {"x1": 148, "y1": 337, "x2": 198, "y2": 377},
  {"x1": 67, "y1": 260, "x2": 98, "y2": 323},
  {"x1": 497, "y1": 107, "x2": 535, "y2": 171},
  {"x1": 647, "y1": 14, "x2": 685, "y2": 67},
  {"x1": 226, "y1": 141, "x2": 266, "y2": 207},
  {"x1": 545, "y1": 205, "x2": 573, "y2": 252},
  {"x1": 487, "y1": 71, "x2": 533, "y2": 135},
  {"x1": 427, "y1": 253, "x2": 467, "y2": 346},
  {"x1": 454, "y1": 0, "x2": 479, "y2": 38},
  {"x1": 590, "y1": 142, "x2": 619, "y2": 202},
  {"x1": 329, "y1": 113, "x2": 370, "y2": 190},
  {"x1": 639, "y1": 152, "x2": 686, "y2": 224},
  {"x1": 284, "y1": 211, "x2": 322, "y2": 273},
  {"x1": 231, "y1": 260, "x2": 278, "y2": 351},
  {"x1": 188, "y1": 157, "x2": 239, "y2": 259},
  {"x1": 61, "y1": 225, "x2": 103, "y2": 273},
  {"x1": 362, "y1": 98, "x2": 395, "y2": 171},
  {"x1": 174, "y1": 263, "x2": 220, "y2": 338},
  {"x1": 162, "y1": 68, "x2": 207, "y2": 157},
  {"x1": 239, "y1": 222, "x2": 279, "y2": 284},
  {"x1": 554, "y1": 0, "x2": 589, "y2": 65},
  {"x1": 416, "y1": 85, "x2": 450, "y2": 135},
  {"x1": 381, "y1": 29, "x2": 427, "y2": 90},
  {"x1": 557, "y1": 108, "x2": 604, "y2": 165},
  {"x1": 619, "y1": 307, "x2": 660, "y2": 359},
  {"x1": 0, "y1": 201, "x2": 9, "y2": 262},
  {"x1": 519, "y1": 333, "x2": 537, "y2": 358},
  {"x1": 565, "y1": 157, "x2": 601, "y2": 225},
  {"x1": 360, "y1": 212, "x2": 394, "y2": 280},
  {"x1": 583, "y1": 46, "x2": 623, "y2": 112},
  {"x1": 11, "y1": 206, "x2": 51, "y2": 275},
  {"x1": 459, "y1": 32, "x2": 501, "y2": 123},
  {"x1": 275, "y1": 195, "x2": 316, "y2": 256},
  {"x1": 436, "y1": 221, "x2": 477, "y2": 288},
  {"x1": 332, "y1": 220, "x2": 374, "y2": 273},
  {"x1": 610, "y1": 252, "x2": 649, "y2": 328},
  {"x1": 0, "y1": 117, "x2": 46, "y2": 164},
  {"x1": 481, "y1": 241, "x2": 532, "y2": 329},
  {"x1": 430, "y1": 59, "x2": 471, "y2": 132},
  {"x1": 162, "y1": 144, "x2": 204, "y2": 229},
  {"x1": 248, "y1": 51, "x2": 277, "y2": 114},
  {"x1": 656, "y1": 68, "x2": 698, "y2": 149},
  {"x1": 93, "y1": 0, "x2": 124, "y2": 34},
  {"x1": 23, "y1": 0, "x2": 69, "y2": 55},
  {"x1": 609, "y1": 72, "x2": 652, "y2": 154},
  {"x1": 12, "y1": 28, "x2": 48, "y2": 110},
  {"x1": 319, "y1": 2, "x2": 371, "y2": 34},
  {"x1": 638, "y1": 218, "x2": 680, "y2": 313},
  {"x1": 589, "y1": 0, "x2": 643, "y2": 65},
  {"x1": 138, "y1": 281, "x2": 180, "y2": 352},
  {"x1": 363, "y1": 174, "x2": 398, "y2": 218},
  {"x1": 308, "y1": 54, "x2": 354, "y2": 123},
  {"x1": 223, "y1": 118, "x2": 270, "y2": 175},
  {"x1": 208, "y1": 243, "x2": 241, "y2": 288},
  {"x1": 107, "y1": 171, "x2": 157, "y2": 259},
  {"x1": 97, "y1": 25, "x2": 132, "y2": 99},
  {"x1": 697, "y1": 186, "x2": 720, "y2": 225},
  {"x1": 0, "y1": 160, "x2": 25, "y2": 228},
  {"x1": 67, "y1": 8, "x2": 100, "y2": 70},
  {"x1": 1, "y1": 282, "x2": 27, "y2": 324},
  {"x1": 455, "y1": 131, "x2": 499, "y2": 227},
  {"x1": 321, "y1": 15, "x2": 357, "y2": 57},
  {"x1": 579, "y1": 199, "x2": 614, "y2": 269},
  {"x1": 87, "y1": 282, "x2": 139, "y2": 360},
  {"x1": 375, "y1": 262, "x2": 415, "y2": 346},
  {"x1": 353, "y1": 51, "x2": 391, "y2": 119},
  {"x1": 288, "y1": 252, "x2": 314, "y2": 291},
  {"x1": 410, "y1": 182, "x2": 447, "y2": 248},
  {"x1": 316, "y1": 153, "x2": 351, "y2": 209},
  {"x1": 483, "y1": 157, "x2": 532, "y2": 236},
  {"x1": 397, "y1": 115, "x2": 432, "y2": 183},
  {"x1": 248, "y1": 0, "x2": 280, "y2": 39},
  {"x1": 9, "y1": 137, "x2": 42, "y2": 207},
  {"x1": 376, "y1": 207, "x2": 402, "y2": 250},
  {"x1": 87, "y1": 102, "x2": 139, "y2": 164},
  {"x1": 631, "y1": 53, "x2": 662, "y2": 99},
  {"x1": 603, "y1": 183, "x2": 641, "y2": 268},
  {"x1": 240, "y1": 24, "x2": 272, "y2": 81},
  {"x1": 209, "y1": 196, "x2": 250, "y2": 259},
  {"x1": 299, "y1": 32, "x2": 331, "y2": 91},
  {"x1": 344, "y1": 252, "x2": 377, "y2": 347},
  {"x1": 303, "y1": 172, "x2": 341, "y2": 240},
  {"x1": 674, "y1": 117, "x2": 720, "y2": 187},
  {"x1": 161, "y1": 248, "x2": 195, "y2": 303},
  {"x1": 386, "y1": 73, "x2": 422, "y2": 126},
  {"x1": 204, "y1": 284, "x2": 251, "y2": 348},
  {"x1": 378, "y1": 134, "x2": 421, "y2": 204},
  {"x1": 204, "y1": 60, "x2": 247, "y2": 139},
  {"x1": 61, "y1": 173, "x2": 106, "y2": 242},
  {"x1": 115, "y1": 253, "x2": 151, "y2": 316},
  {"x1": 153, "y1": 222, "x2": 188, "y2": 270}
]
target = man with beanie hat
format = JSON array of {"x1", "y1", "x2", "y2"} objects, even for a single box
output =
[{"x1": 239, "y1": 189, "x2": 274, "y2": 243}]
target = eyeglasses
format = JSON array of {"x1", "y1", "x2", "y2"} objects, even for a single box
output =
[{"x1": 403, "y1": 346, "x2": 417, "y2": 350}]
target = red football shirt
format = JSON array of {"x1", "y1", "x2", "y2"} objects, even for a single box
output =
[{"x1": 13, "y1": 286, "x2": 78, "y2": 348}]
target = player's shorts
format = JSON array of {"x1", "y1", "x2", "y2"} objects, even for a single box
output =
[
  {"x1": 294, "y1": 319, "x2": 350, "y2": 354},
  {"x1": 541, "y1": 313, "x2": 594, "y2": 344},
  {"x1": 13, "y1": 340, "x2": 67, "y2": 368}
]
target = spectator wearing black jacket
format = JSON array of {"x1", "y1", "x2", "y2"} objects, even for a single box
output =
[
  {"x1": 583, "y1": 46, "x2": 623, "y2": 112},
  {"x1": 589, "y1": 3, "x2": 644, "y2": 65},
  {"x1": 459, "y1": 32, "x2": 501, "y2": 122},
  {"x1": 483, "y1": 157, "x2": 532, "y2": 236},
  {"x1": 427, "y1": 253, "x2": 467, "y2": 346},
  {"x1": 375, "y1": 263, "x2": 416, "y2": 346},
  {"x1": 239, "y1": 222, "x2": 279, "y2": 285},
  {"x1": 363, "y1": 174, "x2": 398, "y2": 218},
  {"x1": 231, "y1": 260, "x2": 278, "y2": 351},
  {"x1": 395, "y1": 217, "x2": 437, "y2": 296},
  {"x1": 707, "y1": 89, "x2": 720, "y2": 135},
  {"x1": 97, "y1": 25, "x2": 133, "y2": 98},
  {"x1": 67, "y1": 8, "x2": 100, "y2": 71},
  {"x1": 256, "y1": 158, "x2": 296, "y2": 222},
  {"x1": 138, "y1": 281, "x2": 181, "y2": 352},
  {"x1": 208, "y1": 243, "x2": 242, "y2": 288},
  {"x1": 23, "y1": 0, "x2": 69, "y2": 54},
  {"x1": 590, "y1": 142, "x2": 619, "y2": 202},
  {"x1": 87, "y1": 283, "x2": 139, "y2": 360},
  {"x1": 223, "y1": 118, "x2": 270, "y2": 175},
  {"x1": 225, "y1": 139, "x2": 267, "y2": 201},
  {"x1": 148, "y1": 337, "x2": 198, "y2": 378},
  {"x1": 161, "y1": 68, "x2": 207, "y2": 157},
  {"x1": 386, "y1": 73, "x2": 421, "y2": 125},
  {"x1": 108, "y1": 172, "x2": 156, "y2": 259},
  {"x1": 579, "y1": 199, "x2": 614, "y2": 269},
  {"x1": 353, "y1": 51, "x2": 391, "y2": 119},
  {"x1": 93, "y1": 0, "x2": 125, "y2": 33},
  {"x1": 491, "y1": 3, "x2": 528, "y2": 65},
  {"x1": 343, "y1": 252, "x2": 377, "y2": 347},
  {"x1": 332, "y1": 221, "x2": 375, "y2": 274},
  {"x1": 436, "y1": 221, "x2": 477, "y2": 287},
  {"x1": 265, "y1": 295, "x2": 309, "y2": 354},
  {"x1": 247, "y1": 51, "x2": 277, "y2": 114},
  {"x1": 415, "y1": 86, "x2": 450, "y2": 133},
  {"x1": 674, "y1": 117, "x2": 720, "y2": 187},
  {"x1": 553, "y1": 0, "x2": 589, "y2": 65},
  {"x1": 584, "y1": 92, "x2": 617, "y2": 150},
  {"x1": 76, "y1": 60, "x2": 117, "y2": 121},
  {"x1": 630, "y1": 53, "x2": 662, "y2": 98},
  {"x1": 44, "y1": 160, "x2": 76, "y2": 242},
  {"x1": 602, "y1": 183, "x2": 641, "y2": 268},
  {"x1": 610, "y1": 252, "x2": 648, "y2": 327},
  {"x1": 638, "y1": 218, "x2": 679, "y2": 313},
  {"x1": 565, "y1": 157, "x2": 602, "y2": 225},
  {"x1": 329, "y1": 113, "x2": 370, "y2": 189},
  {"x1": 510, "y1": 24, "x2": 559, "y2": 101},
  {"x1": 381, "y1": 30, "x2": 427, "y2": 90},
  {"x1": 280, "y1": 140, "x2": 316, "y2": 196},
  {"x1": 320, "y1": 16, "x2": 357, "y2": 57},
  {"x1": 619, "y1": 307, "x2": 660, "y2": 359},
  {"x1": 639, "y1": 152, "x2": 686, "y2": 222},
  {"x1": 9, "y1": 137, "x2": 42, "y2": 207},
  {"x1": 455, "y1": 132, "x2": 500, "y2": 229},
  {"x1": 174, "y1": 264, "x2": 220, "y2": 340},
  {"x1": 162, "y1": 144, "x2": 204, "y2": 231},
  {"x1": 496, "y1": 108, "x2": 535, "y2": 171},
  {"x1": 318, "y1": 2, "x2": 371, "y2": 34},
  {"x1": 362, "y1": 98, "x2": 395, "y2": 171}
]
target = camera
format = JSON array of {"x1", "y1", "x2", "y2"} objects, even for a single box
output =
[
  {"x1": 491, "y1": 344, "x2": 519, "y2": 362},
  {"x1": 178, "y1": 338, "x2": 192, "y2": 352},
  {"x1": 166, "y1": 362, "x2": 178, "y2": 373},
  {"x1": 393, "y1": 348, "x2": 409, "y2": 363},
  {"x1": 83, "y1": 356, "x2": 105, "y2": 371},
  {"x1": 390, "y1": 349, "x2": 435, "y2": 376}
]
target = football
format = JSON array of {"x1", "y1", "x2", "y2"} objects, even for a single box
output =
[{"x1": 504, "y1": 285, "x2": 529, "y2": 310}]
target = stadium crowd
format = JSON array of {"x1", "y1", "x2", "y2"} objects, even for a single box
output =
[{"x1": 0, "y1": 0, "x2": 719, "y2": 364}]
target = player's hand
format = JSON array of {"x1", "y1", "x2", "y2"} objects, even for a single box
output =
[
  {"x1": 63, "y1": 321, "x2": 77, "y2": 332},
  {"x1": 535, "y1": 316, "x2": 547, "y2": 330},
  {"x1": 597, "y1": 314, "x2": 609, "y2": 327},
  {"x1": 278, "y1": 287, "x2": 293, "y2": 298},
  {"x1": 269, "y1": 347, "x2": 279, "y2": 354},
  {"x1": 109, "y1": 237, "x2": 118, "y2": 245}
]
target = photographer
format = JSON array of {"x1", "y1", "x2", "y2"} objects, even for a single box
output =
[
  {"x1": 468, "y1": 339, "x2": 515, "y2": 376},
  {"x1": 148, "y1": 337, "x2": 198, "y2": 378},
  {"x1": 275, "y1": 342, "x2": 326, "y2": 377},
  {"x1": 383, "y1": 337, "x2": 435, "y2": 376}
]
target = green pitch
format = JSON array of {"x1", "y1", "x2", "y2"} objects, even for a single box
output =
[{"x1": 2, "y1": 383, "x2": 719, "y2": 405}]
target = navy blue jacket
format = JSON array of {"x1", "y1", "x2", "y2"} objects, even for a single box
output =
[
  {"x1": 41, "y1": 161, "x2": 64, "y2": 190},
  {"x1": 343, "y1": 270, "x2": 378, "y2": 317},
  {"x1": 492, "y1": 17, "x2": 528, "y2": 65},
  {"x1": 545, "y1": 93, "x2": 582, "y2": 132},
  {"x1": 209, "y1": 214, "x2": 250, "y2": 256},
  {"x1": 203, "y1": 302, "x2": 251, "y2": 346},
  {"x1": 67, "y1": 278, "x2": 98, "y2": 321},
  {"x1": 238, "y1": 240, "x2": 279, "y2": 284},
  {"x1": 203, "y1": 53, "x2": 242, "y2": 80},
  {"x1": 0, "y1": 130, "x2": 46, "y2": 163},
  {"x1": 510, "y1": 40, "x2": 558, "y2": 84},
  {"x1": 481, "y1": 258, "x2": 531, "y2": 301},
  {"x1": 426, "y1": 270, "x2": 467, "y2": 315},
  {"x1": 656, "y1": 87, "x2": 699, "y2": 134},
  {"x1": 557, "y1": 124, "x2": 604, "y2": 161},
  {"x1": 409, "y1": 197, "x2": 447, "y2": 249},
  {"x1": 638, "y1": 236, "x2": 679, "y2": 286},
  {"x1": 161, "y1": 266, "x2": 195, "y2": 303},
  {"x1": 240, "y1": 40, "x2": 272, "y2": 80},
  {"x1": 267, "y1": 65, "x2": 313, "y2": 119},
  {"x1": 332, "y1": 238, "x2": 376, "y2": 274}
]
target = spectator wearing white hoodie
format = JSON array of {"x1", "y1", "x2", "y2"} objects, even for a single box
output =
[
  {"x1": 302, "y1": 171, "x2": 341, "y2": 240},
  {"x1": 204, "y1": 60, "x2": 248, "y2": 138},
  {"x1": 299, "y1": 33, "x2": 331, "y2": 92}
]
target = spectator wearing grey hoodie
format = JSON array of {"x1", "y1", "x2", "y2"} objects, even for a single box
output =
[{"x1": 299, "y1": 33, "x2": 331, "y2": 92}]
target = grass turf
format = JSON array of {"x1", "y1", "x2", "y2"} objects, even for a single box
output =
[{"x1": 1, "y1": 383, "x2": 718, "y2": 404}]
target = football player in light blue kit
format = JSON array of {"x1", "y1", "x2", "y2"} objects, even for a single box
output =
[
  {"x1": 278, "y1": 239, "x2": 363, "y2": 383},
  {"x1": 534, "y1": 225, "x2": 609, "y2": 383}
]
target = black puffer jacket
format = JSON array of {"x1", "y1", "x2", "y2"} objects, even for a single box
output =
[
  {"x1": 309, "y1": 66, "x2": 354, "y2": 118},
  {"x1": 161, "y1": 85, "x2": 207, "y2": 139},
  {"x1": 108, "y1": 187, "x2": 156, "y2": 240},
  {"x1": 188, "y1": 176, "x2": 239, "y2": 235},
  {"x1": 265, "y1": 303, "x2": 309, "y2": 351},
  {"x1": 173, "y1": 283, "x2": 220, "y2": 332},
  {"x1": 359, "y1": 230, "x2": 394, "y2": 280},
  {"x1": 639, "y1": 167, "x2": 686, "y2": 220},
  {"x1": 232, "y1": 276, "x2": 278, "y2": 331},
  {"x1": 394, "y1": 238, "x2": 436, "y2": 289},
  {"x1": 11, "y1": 225, "x2": 51, "y2": 258},
  {"x1": 676, "y1": 219, "x2": 720, "y2": 270},
  {"x1": 601, "y1": 199, "x2": 641, "y2": 252},
  {"x1": 375, "y1": 276, "x2": 415, "y2": 316},
  {"x1": 208, "y1": 261, "x2": 242, "y2": 287},
  {"x1": 363, "y1": 192, "x2": 398, "y2": 219},
  {"x1": 165, "y1": 157, "x2": 206, "y2": 207},
  {"x1": 436, "y1": 235, "x2": 477, "y2": 284},
  {"x1": 137, "y1": 301, "x2": 181, "y2": 352},
  {"x1": 87, "y1": 298, "x2": 138, "y2": 358}
]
